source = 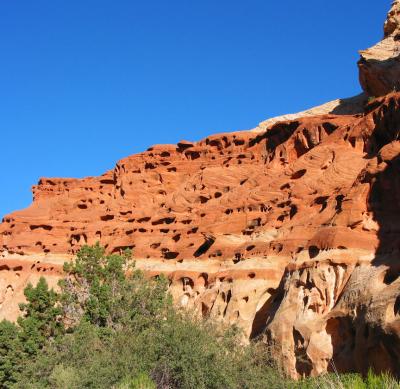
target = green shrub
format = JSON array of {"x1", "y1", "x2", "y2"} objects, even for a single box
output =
[
  {"x1": 1, "y1": 244, "x2": 399, "y2": 389},
  {"x1": 116, "y1": 372, "x2": 156, "y2": 389}
]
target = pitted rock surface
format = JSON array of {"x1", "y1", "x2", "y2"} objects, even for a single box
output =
[
  {"x1": 2, "y1": 94, "x2": 400, "y2": 377},
  {"x1": 2, "y1": 2, "x2": 400, "y2": 378}
]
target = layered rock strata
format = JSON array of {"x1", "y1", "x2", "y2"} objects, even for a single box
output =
[
  {"x1": 2, "y1": 0, "x2": 400, "y2": 379},
  {"x1": 2, "y1": 93, "x2": 400, "y2": 377}
]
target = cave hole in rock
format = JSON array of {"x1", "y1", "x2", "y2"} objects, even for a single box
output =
[
  {"x1": 172, "y1": 234, "x2": 181, "y2": 242},
  {"x1": 291, "y1": 169, "x2": 307, "y2": 179},
  {"x1": 152, "y1": 217, "x2": 176, "y2": 225},
  {"x1": 145, "y1": 162, "x2": 156, "y2": 170},
  {"x1": 197, "y1": 273, "x2": 208, "y2": 287},
  {"x1": 289, "y1": 205, "x2": 298, "y2": 219},
  {"x1": 248, "y1": 272, "x2": 256, "y2": 279},
  {"x1": 384, "y1": 268, "x2": 400, "y2": 285},
  {"x1": 293, "y1": 329, "x2": 313, "y2": 376},
  {"x1": 314, "y1": 196, "x2": 329, "y2": 212},
  {"x1": 210, "y1": 249, "x2": 222, "y2": 257},
  {"x1": 221, "y1": 290, "x2": 232, "y2": 304},
  {"x1": 322, "y1": 122, "x2": 338, "y2": 135},
  {"x1": 181, "y1": 277, "x2": 194, "y2": 291},
  {"x1": 233, "y1": 252, "x2": 243, "y2": 263},
  {"x1": 163, "y1": 250, "x2": 179, "y2": 260},
  {"x1": 199, "y1": 195, "x2": 210, "y2": 204},
  {"x1": 111, "y1": 245, "x2": 135, "y2": 254},
  {"x1": 308, "y1": 246, "x2": 320, "y2": 259},
  {"x1": 233, "y1": 139, "x2": 245, "y2": 146},
  {"x1": 77, "y1": 203, "x2": 88, "y2": 209},
  {"x1": 185, "y1": 150, "x2": 200, "y2": 160},
  {"x1": 335, "y1": 195, "x2": 345, "y2": 212},
  {"x1": 100, "y1": 215, "x2": 114, "y2": 221},
  {"x1": 394, "y1": 296, "x2": 400, "y2": 316},
  {"x1": 194, "y1": 236, "x2": 215, "y2": 257},
  {"x1": 30, "y1": 225, "x2": 53, "y2": 231}
]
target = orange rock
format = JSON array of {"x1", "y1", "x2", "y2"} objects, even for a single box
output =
[
  {"x1": 2, "y1": 2, "x2": 400, "y2": 378},
  {"x1": 1, "y1": 94, "x2": 400, "y2": 377},
  {"x1": 359, "y1": 0, "x2": 400, "y2": 96}
]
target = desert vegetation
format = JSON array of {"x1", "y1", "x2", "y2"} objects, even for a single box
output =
[{"x1": 0, "y1": 244, "x2": 398, "y2": 389}]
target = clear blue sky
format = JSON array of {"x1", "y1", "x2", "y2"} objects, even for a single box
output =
[{"x1": 0, "y1": 0, "x2": 390, "y2": 219}]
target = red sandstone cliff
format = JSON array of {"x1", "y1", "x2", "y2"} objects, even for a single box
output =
[{"x1": 1, "y1": 1, "x2": 400, "y2": 379}]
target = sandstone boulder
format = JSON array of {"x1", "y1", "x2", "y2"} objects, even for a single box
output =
[{"x1": 359, "y1": 0, "x2": 400, "y2": 96}]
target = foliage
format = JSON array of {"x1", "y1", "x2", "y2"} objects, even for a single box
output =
[
  {"x1": 1, "y1": 244, "x2": 399, "y2": 389},
  {"x1": 296, "y1": 370, "x2": 400, "y2": 389},
  {"x1": 18, "y1": 277, "x2": 63, "y2": 354},
  {"x1": 0, "y1": 320, "x2": 20, "y2": 387},
  {"x1": 0, "y1": 276, "x2": 63, "y2": 388},
  {"x1": 116, "y1": 372, "x2": 156, "y2": 389}
]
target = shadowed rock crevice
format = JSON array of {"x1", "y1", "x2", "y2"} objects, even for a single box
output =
[{"x1": 2, "y1": 2, "x2": 400, "y2": 380}]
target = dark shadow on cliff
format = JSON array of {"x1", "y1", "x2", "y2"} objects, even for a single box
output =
[
  {"x1": 329, "y1": 95, "x2": 400, "y2": 378},
  {"x1": 329, "y1": 93, "x2": 367, "y2": 115},
  {"x1": 252, "y1": 94, "x2": 400, "y2": 378}
]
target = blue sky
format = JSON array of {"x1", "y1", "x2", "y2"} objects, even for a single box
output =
[{"x1": 0, "y1": 0, "x2": 390, "y2": 219}]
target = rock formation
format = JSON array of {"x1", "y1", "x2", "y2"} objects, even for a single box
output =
[
  {"x1": 1, "y1": 0, "x2": 400, "y2": 380},
  {"x1": 359, "y1": 0, "x2": 400, "y2": 96}
]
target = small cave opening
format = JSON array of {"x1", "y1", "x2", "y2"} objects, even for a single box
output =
[
  {"x1": 194, "y1": 235, "x2": 215, "y2": 257},
  {"x1": 308, "y1": 246, "x2": 320, "y2": 259},
  {"x1": 291, "y1": 169, "x2": 307, "y2": 180}
]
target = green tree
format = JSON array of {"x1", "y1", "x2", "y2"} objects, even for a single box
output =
[
  {"x1": 18, "y1": 277, "x2": 63, "y2": 355},
  {"x1": 60, "y1": 243, "x2": 170, "y2": 329},
  {"x1": 0, "y1": 320, "x2": 21, "y2": 387}
]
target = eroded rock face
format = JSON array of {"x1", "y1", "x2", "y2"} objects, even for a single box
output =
[
  {"x1": 1, "y1": 93, "x2": 400, "y2": 377},
  {"x1": 2, "y1": 3, "x2": 400, "y2": 377},
  {"x1": 359, "y1": 1, "x2": 400, "y2": 96}
]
